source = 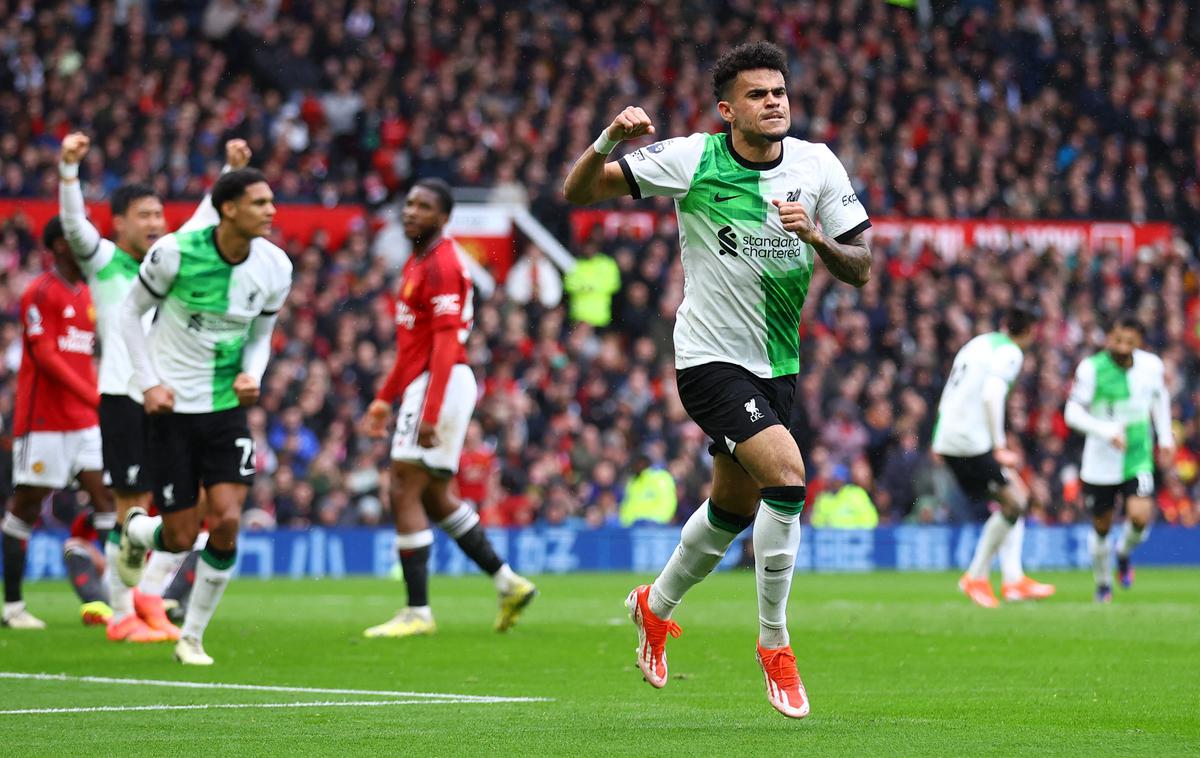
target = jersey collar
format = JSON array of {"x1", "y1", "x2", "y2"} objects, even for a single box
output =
[
  {"x1": 211, "y1": 227, "x2": 252, "y2": 266},
  {"x1": 724, "y1": 127, "x2": 783, "y2": 171}
]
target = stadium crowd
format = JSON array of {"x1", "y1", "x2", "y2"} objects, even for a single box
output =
[
  {"x1": 1, "y1": 0, "x2": 1199, "y2": 530},
  {"x1": 2, "y1": 0, "x2": 1200, "y2": 246}
]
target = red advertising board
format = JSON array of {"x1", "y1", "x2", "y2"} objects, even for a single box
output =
[
  {"x1": 866, "y1": 218, "x2": 1175, "y2": 262},
  {"x1": 570, "y1": 210, "x2": 1174, "y2": 262}
]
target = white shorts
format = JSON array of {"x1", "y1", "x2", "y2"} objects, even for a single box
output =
[
  {"x1": 390, "y1": 365, "x2": 477, "y2": 475},
  {"x1": 12, "y1": 426, "x2": 103, "y2": 489}
]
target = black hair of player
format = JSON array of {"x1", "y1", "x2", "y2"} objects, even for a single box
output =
[
  {"x1": 211, "y1": 168, "x2": 270, "y2": 219},
  {"x1": 413, "y1": 178, "x2": 454, "y2": 216},
  {"x1": 42, "y1": 215, "x2": 66, "y2": 249},
  {"x1": 711, "y1": 41, "x2": 789, "y2": 100},
  {"x1": 110, "y1": 183, "x2": 158, "y2": 216},
  {"x1": 1107, "y1": 313, "x2": 1144, "y2": 336},
  {"x1": 1005, "y1": 302, "x2": 1041, "y2": 337}
]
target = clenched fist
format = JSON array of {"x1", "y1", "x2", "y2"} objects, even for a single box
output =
[
  {"x1": 772, "y1": 199, "x2": 821, "y2": 245},
  {"x1": 225, "y1": 139, "x2": 252, "y2": 169},
  {"x1": 605, "y1": 106, "x2": 656, "y2": 143},
  {"x1": 60, "y1": 132, "x2": 91, "y2": 165}
]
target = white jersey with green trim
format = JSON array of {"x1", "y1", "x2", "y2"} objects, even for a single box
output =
[
  {"x1": 1068, "y1": 349, "x2": 1170, "y2": 485},
  {"x1": 59, "y1": 178, "x2": 222, "y2": 400},
  {"x1": 138, "y1": 225, "x2": 291, "y2": 413},
  {"x1": 931, "y1": 332, "x2": 1023, "y2": 457},
  {"x1": 619, "y1": 131, "x2": 870, "y2": 378}
]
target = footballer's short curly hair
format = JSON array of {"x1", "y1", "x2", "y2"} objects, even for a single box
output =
[
  {"x1": 212, "y1": 168, "x2": 270, "y2": 219},
  {"x1": 711, "y1": 41, "x2": 789, "y2": 100}
]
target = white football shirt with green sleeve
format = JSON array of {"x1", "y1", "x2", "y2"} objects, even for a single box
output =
[
  {"x1": 74, "y1": 239, "x2": 146, "y2": 397},
  {"x1": 137, "y1": 225, "x2": 292, "y2": 413},
  {"x1": 931, "y1": 332, "x2": 1024, "y2": 457},
  {"x1": 619, "y1": 131, "x2": 870, "y2": 378},
  {"x1": 1068, "y1": 349, "x2": 1170, "y2": 485}
]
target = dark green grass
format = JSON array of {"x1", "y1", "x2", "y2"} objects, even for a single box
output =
[{"x1": 1, "y1": 570, "x2": 1198, "y2": 756}]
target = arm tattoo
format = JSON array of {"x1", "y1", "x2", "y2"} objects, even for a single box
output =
[{"x1": 811, "y1": 232, "x2": 871, "y2": 287}]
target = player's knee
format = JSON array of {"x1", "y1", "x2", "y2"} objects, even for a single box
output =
[
  {"x1": 208, "y1": 511, "x2": 240, "y2": 543},
  {"x1": 1000, "y1": 501, "x2": 1023, "y2": 523},
  {"x1": 162, "y1": 520, "x2": 200, "y2": 553}
]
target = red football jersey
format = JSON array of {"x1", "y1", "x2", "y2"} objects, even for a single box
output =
[
  {"x1": 377, "y1": 237, "x2": 473, "y2": 410},
  {"x1": 457, "y1": 447, "x2": 497, "y2": 505},
  {"x1": 14, "y1": 272, "x2": 99, "y2": 435}
]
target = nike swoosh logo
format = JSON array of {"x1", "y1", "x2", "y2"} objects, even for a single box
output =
[
  {"x1": 714, "y1": 194, "x2": 739, "y2": 203},
  {"x1": 764, "y1": 564, "x2": 793, "y2": 574}
]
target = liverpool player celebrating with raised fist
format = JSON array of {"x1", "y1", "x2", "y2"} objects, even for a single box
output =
[
  {"x1": 564, "y1": 41, "x2": 872, "y2": 718},
  {"x1": 117, "y1": 169, "x2": 292, "y2": 665}
]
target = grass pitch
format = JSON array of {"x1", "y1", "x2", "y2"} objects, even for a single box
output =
[{"x1": 1, "y1": 570, "x2": 1197, "y2": 756}]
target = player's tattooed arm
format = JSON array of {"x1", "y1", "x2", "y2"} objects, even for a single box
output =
[
  {"x1": 772, "y1": 199, "x2": 871, "y2": 287},
  {"x1": 812, "y1": 231, "x2": 872, "y2": 288}
]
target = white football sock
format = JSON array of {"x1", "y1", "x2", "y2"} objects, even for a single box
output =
[
  {"x1": 92, "y1": 511, "x2": 117, "y2": 534},
  {"x1": 1088, "y1": 529, "x2": 1112, "y2": 587},
  {"x1": 648, "y1": 501, "x2": 743, "y2": 619},
  {"x1": 1117, "y1": 522, "x2": 1150, "y2": 559},
  {"x1": 407, "y1": 606, "x2": 433, "y2": 622},
  {"x1": 126, "y1": 513, "x2": 163, "y2": 549},
  {"x1": 999, "y1": 516, "x2": 1026, "y2": 584},
  {"x1": 181, "y1": 553, "x2": 233, "y2": 642},
  {"x1": 492, "y1": 563, "x2": 518, "y2": 593},
  {"x1": 438, "y1": 504, "x2": 478, "y2": 538},
  {"x1": 139, "y1": 550, "x2": 187, "y2": 595},
  {"x1": 104, "y1": 538, "x2": 135, "y2": 620},
  {"x1": 754, "y1": 503, "x2": 801, "y2": 650},
  {"x1": 967, "y1": 511, "x2": 1013, "y2": 580}
]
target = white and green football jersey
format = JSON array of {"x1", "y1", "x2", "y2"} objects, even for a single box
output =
[
  {"x1": 61, "y1": 178, "x2": 222, "y2": 400},
  {"x1": 137, "y1": 226, "x2": 292, "y2": 413},
  {"x1": 619, "y1": 131, "x2": 870, "y2": 378},
  {"x1": 74, "y1": 238, "x2": 145, "y2": 397},
  {"x1": 1068, "y1": 349, "x2": 1171, "y2": 485},
  {"x1": 931, "y1": 332, "x2": 1024, "y2": 457}
]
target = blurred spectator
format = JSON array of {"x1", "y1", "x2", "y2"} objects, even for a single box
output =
[
  {"x1": 505, "y1": 245, "x2": 563, "y2": 309},
  {"x1": 821, "y1": 401, "x2": 869, "y2": 468},
  {"x1": 877, "y1": 428, "x2": 923, "y2": 521},
  {"x1": 810, "y1": 464, "x2": 880, "y2": 529},
  {"x1": 1158, "y1": 477, "x2": 1198, "y2": 527},
  {"x1": 456, "y1": 420, "x2": 498, "y2": 508},
  {"x1": 618, "y1": 454, "x2": 678, "y2": 527},
  {"x1": 562, "y1": 232, "x2": 620, "y2": 328}
]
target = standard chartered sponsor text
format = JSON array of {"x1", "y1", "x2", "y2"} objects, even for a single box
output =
[{"x1": 738, "y1": 233, "x2": 805, "y2": 259}]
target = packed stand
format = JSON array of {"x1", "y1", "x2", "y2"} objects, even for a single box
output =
[{"x1": 1, "y1": 1, "x2": 1200, "y2": 250}]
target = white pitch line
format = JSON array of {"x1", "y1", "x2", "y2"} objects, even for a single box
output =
[
  {"x1": 0, "y1": 672, "x2": 551, "y2": 703},
  {"x1": 0, "y1": 699, "x2": 522, "y2": 716}
]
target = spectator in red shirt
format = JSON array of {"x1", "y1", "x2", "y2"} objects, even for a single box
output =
[
  {"x1": 3, "y1": 218, "x2": 112, "y2": 630},
  {"x1": 456, "y1": 420, "x2": 498, "y2": 509}
]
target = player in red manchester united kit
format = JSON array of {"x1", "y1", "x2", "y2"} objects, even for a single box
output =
[
  {"x1": 2, "y1": 218, "x2": 113, "y2": 630},
  {"x1": 362, "y1": 178, "x2": 536, "y2": 638}
]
